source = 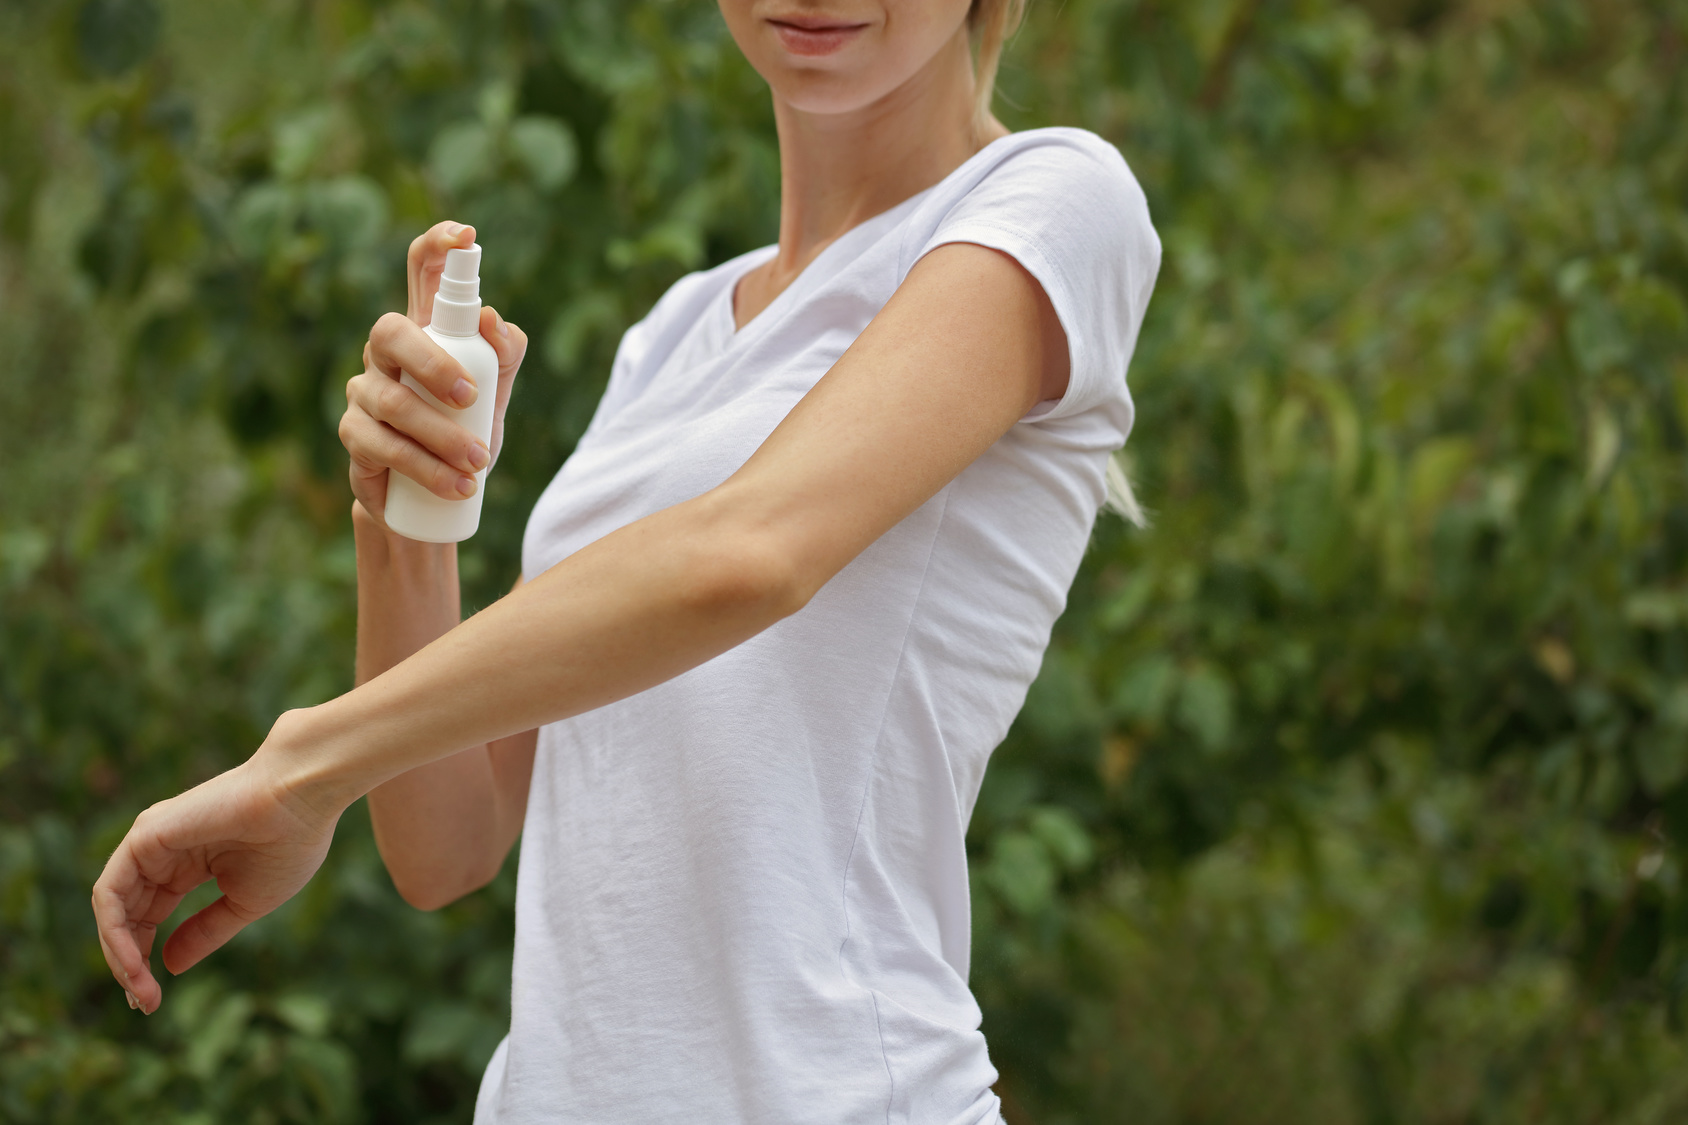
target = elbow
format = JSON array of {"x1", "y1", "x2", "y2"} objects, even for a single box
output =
[
  {"x1": 679, "y1": 496, "x2": 816, "y2": 624},
  {"x1": 389, "y1": 859, "x2": 500, "y2": 913},
  {"x1": 391, "y1": 873, "x2": 459, "y2": 912},
  {"x1": 695, "y1": 546, "x2": 810, "y2": 623},
  {"x1": 395, "y1": 883, "x2": 454, "y2": 913}
]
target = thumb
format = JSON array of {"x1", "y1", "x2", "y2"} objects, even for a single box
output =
[
  {"x1": 407, "y1": 220, "x2": 478, "y2": 325},
  {"x1": 162, "y1": 894, "x2": 261, "y2": 976}
]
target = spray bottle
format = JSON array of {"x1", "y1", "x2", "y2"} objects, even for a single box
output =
[{"x1": 384, "y1": 243, "x2": 500, "y2": 543}]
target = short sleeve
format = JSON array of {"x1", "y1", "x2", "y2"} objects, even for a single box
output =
[{"x1": 914, "y1": 131, "x2": 1161, "y2": 422}]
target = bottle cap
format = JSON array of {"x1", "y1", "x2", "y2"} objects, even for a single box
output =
[{"x1": 432, "y1": 242, "x2": 483, "y2": 336}]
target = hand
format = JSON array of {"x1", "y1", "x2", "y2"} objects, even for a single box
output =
[
  {"x1": 339, "y1": 221, "x2": 530, "y2": 527},
  {"x1": 90, "y1": 713, "x2": 342, "y2": 1014}
]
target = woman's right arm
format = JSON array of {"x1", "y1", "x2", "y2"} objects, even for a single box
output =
[
  {"x1": 355, "y1": 516, "x2": 536, "y2": 910},
  {"x1": 93, "y1": 237, "x2": 1064, "y2": 1014},
  {"x1": 343, "y1": 220, "x2": 535, "y2": 911}
]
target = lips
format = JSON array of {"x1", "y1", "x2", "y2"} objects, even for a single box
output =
[{"x1": 769, "y1": 16, "x2": 869, "y2": 57}]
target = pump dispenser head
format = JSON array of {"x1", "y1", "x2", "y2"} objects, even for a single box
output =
[{"x1": 431, "y1": 243, "x2": 484, "y2": 336}]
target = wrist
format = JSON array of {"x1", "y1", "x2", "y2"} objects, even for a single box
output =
[
  {"x1": 353, "y1": 500, "x2": 458, "y2": 580},
  {"x1": 250, "y1": 704, "x2": 371, "y2": 824}
]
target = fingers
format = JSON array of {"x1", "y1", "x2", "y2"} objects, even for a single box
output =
[
  {"x1": 408, "y1": 221, "x2": 477, "y2": 325},
  {"x1": 347, "y1": 222, "x2": 496, "y2": 515},
  {"x1": 348, "y1": 460, "x2": 391, "y2": 526},
  {"x1": 340, "y1": 380, "x2": 486, "y2": 501},
  {"x1": 92, "y1": 831, "x2": 192, "y2": 1015},
  {"x1": 345, "y1": 368, "x2": 490, "y2": 474},
  {"x1": 348, "y1": 311, "x2": 487, "y2": 503},
  {"x1": 162, "y1": 895, "x2": 258, "y2": 976},
  {"x1": 92, "y1": 879, "x2": 157, "y2": 1011},
  {"x1": 481, "y1": 306, "x2": 529, "y2": 466},
  {"x1": 481, "y1": 305, "x2": 529, "y2": 385},
  {"x1": 368, "y1": 311, "x2": 479, "y2": 408}
]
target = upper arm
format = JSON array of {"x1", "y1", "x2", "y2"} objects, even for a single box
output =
[{"x1": 709, "y1": 240, "x2": 1070, "y2": 599}]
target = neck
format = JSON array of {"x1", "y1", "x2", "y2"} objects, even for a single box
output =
[{"x1": 767, "y1": 29, "x2": 999, "y2": 276}]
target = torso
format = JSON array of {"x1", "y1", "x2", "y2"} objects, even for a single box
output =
[{"x1": 479, "y1": 126, "x2": 1158, "y2": 1125}]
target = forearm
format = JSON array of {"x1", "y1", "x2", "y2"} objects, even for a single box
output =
[
  {"x1": 277, "y1": 243, "x2": 1050, "y2": 819},
  {"x1": 270, "y1": 489, "x2": 800, "y2": 816},
  {"x1": 352, "y1": 501, "x2": 462, "y2": 684},
  {"x1": 351, "y1": 502, "x2": 506, "y2": 906}
]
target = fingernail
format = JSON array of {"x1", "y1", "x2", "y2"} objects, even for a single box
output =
[
  {"x1": 496, "y1": 311, "x2": 510, "y2": 339},
  {"x1": 468, "y1": 443, "x2": 490, "y2": 470},
  {"x1": 456, "y1": 476, "x2": 477, "y2": 497},
  {"x1": 452, "y1": 377, "x2": 476, "y2": 406},
  {"x1": 126, "y1": 991, "x2": 137, "y2": 1010},
  {"x1": 446, "y1": 222, "x2": 465, "y2": 238}
]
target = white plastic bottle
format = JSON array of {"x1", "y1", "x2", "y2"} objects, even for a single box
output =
[{"x1": 384, "y1": 243, "x2": 501, "y2": 543}]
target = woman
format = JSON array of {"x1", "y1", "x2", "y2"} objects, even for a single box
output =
[{"x1": 92, "y1": 1, "x2": 1159, "y2": 1120}]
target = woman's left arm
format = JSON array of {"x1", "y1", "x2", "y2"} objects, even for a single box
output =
[{"x1": 92, "y1": 241, "x2": 1069, "y2": 1012}]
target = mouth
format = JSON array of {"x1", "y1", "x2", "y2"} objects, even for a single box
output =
[{"x1": 767, "y1": 15, "x2": 871, "y2": 57}]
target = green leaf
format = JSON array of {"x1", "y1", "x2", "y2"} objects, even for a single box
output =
[
  {"x1": 304, "y1": 176, "x2": 388, "y2": 251},
  {"x1": 1177, "y1": 665, "x2": 1235, "y2": 754},
  {"x1": 429, "y1": 122, "x2": 497, "y2": 196},
  {"x1": 272, "y1": 107, "x2": 336, "y2": 182},
  {"x1": 76, "y1": 0, "x2": 160, "y2": 77},
  {"x1": 986, "y1": 831, "x2": 1057, "y2": 917},
  {"x1": 509, "y1": 116, "x2": 579, "y2": 192},
  {"x1": 185, "y1": 992, "x2": 255, "y2": 1080},
  {"x1": 272, "y1": 992, "x2": 333, "y2": 1038},
  {"x1": 544, "y1": 290, "x2": 622, "y2": 374},
  {"x1": 230, "y1": 182, "x2": 297, "y2": 261},
  {"x1": 1111, "y1": 654, "x2": 1179, "y2": 725},
  {"x1": 1028, "y1": 807, "x2": 1094, "y2": 873}
]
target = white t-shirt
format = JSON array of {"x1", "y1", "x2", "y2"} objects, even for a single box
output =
[{"x1": 477, "y1": 126, "x2": 1160, "y2": 1125}]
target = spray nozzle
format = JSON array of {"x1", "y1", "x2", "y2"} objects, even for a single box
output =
[
  {"x1": 431, "y1": 241, "x2": 484, "y2": 336},
  {"x1": 443, "y1": 244, "x2": 482, "y2": 284}
]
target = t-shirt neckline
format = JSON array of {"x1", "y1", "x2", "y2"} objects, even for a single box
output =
[{"x1": 719, "y1": 129, "x2": 1039, "y2": 343}]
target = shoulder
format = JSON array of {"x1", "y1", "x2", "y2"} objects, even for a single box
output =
[
  {"x1": 978, "y1": 128, "x2": 1154, "y2": 256},
  {"x1": 986, "y1": 127, "x2": 1147, "y2": 194},
  {"x1": 905, "y1": 127, "x2": 1160, "y2": 289},
  {"x1": 905, "y1": 127, "x2": 1163, "y2": 422},
  {"x1": 937, "y1": 128, "x2": 1151, "y2": 227}
]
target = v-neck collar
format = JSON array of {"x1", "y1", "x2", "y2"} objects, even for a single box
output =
[
  {"x1": 712, "y1": 129, "x2": 1035, "y2": 350},
  {"x1": 721, "y1": 179, "x2": 937, "y2": 342}
]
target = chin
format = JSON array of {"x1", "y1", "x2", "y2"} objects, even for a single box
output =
[
  {"x1": 720, "y1": 0, "x2": 973, "y2": 120},
  {"x1": 771, "y1": 69, "x2": 904, "y2": 116}
]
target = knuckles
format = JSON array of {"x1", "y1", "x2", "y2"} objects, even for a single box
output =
[
  {"x1": 430, "y1": 462, "x2": 458, "y2": 497},
  {"x1": 375, "y1": 380, "x2": 412, "y2": 419},
  {"x1": 371, "y1": 311, "x2": 409, "y2": 348}
]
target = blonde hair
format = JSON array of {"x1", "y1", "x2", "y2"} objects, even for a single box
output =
[{"x1": 968, "y1": 0, "x2": 1027, "y2": 139}]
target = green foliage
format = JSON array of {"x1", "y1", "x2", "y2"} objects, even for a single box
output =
[{"x1": 1, "y1": 0, "x2": 1685, "y2": 1122}]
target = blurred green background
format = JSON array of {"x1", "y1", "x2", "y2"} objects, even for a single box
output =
[{"x1": 2, "y1": 0, "x2": 1687, "y2": 1121}]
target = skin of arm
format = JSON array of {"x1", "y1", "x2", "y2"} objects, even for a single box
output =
[
  {"x1": 295, "y1": 238, "x2": 1069, "y2": 803},
  {"x1": 91, "y1": 236, "x2": 1068, "y2": 1014},
  {"x1": 91, "y1": 0, "x2": 1063, "y2": 1020},
  {"x1": 354, "y1": 521, "x2": 536, "y2": 912},
  {"x1": 338, "y1": 220, "x2": 538, "y2": 913}
]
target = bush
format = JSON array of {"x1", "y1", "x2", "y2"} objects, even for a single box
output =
[{"x1": 1, "y1": 0, "x2": 1685, "y2": 1121}]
